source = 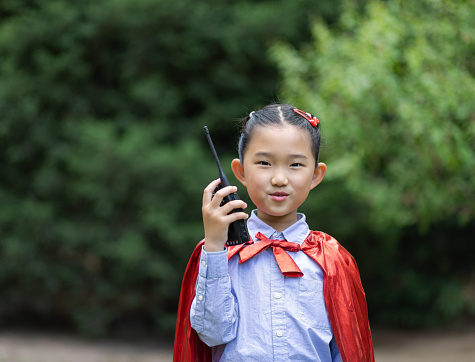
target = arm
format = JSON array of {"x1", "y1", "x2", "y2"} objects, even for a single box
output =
[
  {"x1": 189, "y1": 179, "x2": 248, "y2": 346},
  {"x1": 189, "y1": 248, "x2": 239, "y2": 346}
]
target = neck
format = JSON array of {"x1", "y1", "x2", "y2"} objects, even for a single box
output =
[{"x1": 256, "y1": 210, "x2": 299, "y2": 233}]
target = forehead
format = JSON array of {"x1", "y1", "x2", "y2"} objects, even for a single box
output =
[{"x1": 246, "y1": 124, "x2": 314, "y2": 159}]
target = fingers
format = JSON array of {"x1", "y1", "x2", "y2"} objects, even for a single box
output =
[
  {"x1": 203, "y1": 178, "x2": 221, "y2": 205},
  {"x1": 223, "y1": 210, "x2": 249, "y2": 224},
  {"x1": 202, "y1": 178, "x2": 248, "y2": 222},
  {"x1": 203, "y1": 179, "x2": 245, "y2": 209},
  {"x1": 202, "y1": 179, "x2": 248, "y2": 251},
  {"x1": 212, "y1": 185, "x2": 238, "y2": 207},
  {"x1": 220, "y1": 198, "x2": 247, "y2": 215}
]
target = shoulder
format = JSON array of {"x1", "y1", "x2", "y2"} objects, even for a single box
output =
[
  {"x1": 308, "y1": 230, "x2": 334, "y2": 242},
  {"x1": 303, "y1": 231, "x2": 364, "y2": 287},
  {"x1": 307, "y1": 230, "x2": 341, "y2": 248},
  {"x1": 306, "y1": 230, "x2": 357, "y2": 264}
]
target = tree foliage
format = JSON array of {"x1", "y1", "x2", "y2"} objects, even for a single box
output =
[
  {"x1": 273, "y1": 0, "x2": 475, "y2": 326},
  {"x1": 0, "y1": 0, "x2": 343, "y2": 336},
  {"x1": 3, "y1": 0, "x2": 471, "y2": 336}
]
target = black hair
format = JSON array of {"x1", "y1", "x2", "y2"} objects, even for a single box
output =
[{"x1": 238, "y1": 103, "x2": 321, "y2": 164}]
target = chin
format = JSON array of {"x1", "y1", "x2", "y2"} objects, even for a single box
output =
[{"x1": 258, "y1": 208, "x2": 296, "y2": 219}]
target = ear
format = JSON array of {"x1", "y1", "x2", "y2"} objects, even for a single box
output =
[
  {"x1": 310, "y1": 162, "x2": 327, "y2": 190},
  {"x1": 231, "y1": 158, "x2": 246, "y2": 187}
]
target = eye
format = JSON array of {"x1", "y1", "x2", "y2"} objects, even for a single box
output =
[
  {"x1": 257, "y1": 161, "x2": 270, "y2": 166},
  {"x1": 290, "y1": 163, "x2": 303, "y2": 167}
]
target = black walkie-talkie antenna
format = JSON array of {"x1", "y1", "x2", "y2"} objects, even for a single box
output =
[
  {"x1": 203, "y1": 126, "x2": 230, "y2": 187},
  {"x1": 203, "y1": 125, "x2": 250, "y2": 246}
]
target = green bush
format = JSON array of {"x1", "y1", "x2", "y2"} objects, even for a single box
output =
[
  {"x1": 0, "y1": 0, "x2": 342, "y2": 336},
  {"x1": 272, "y1": 0, "x2": 475, "y2": 326}
]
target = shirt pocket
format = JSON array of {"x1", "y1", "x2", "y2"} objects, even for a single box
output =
[{"x1": 298, "y1": 277, "x2": 331, "y2": 330}]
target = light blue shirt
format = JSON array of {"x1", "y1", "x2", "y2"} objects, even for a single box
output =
[{"x1": 190, "y1": 211, "x2": 342, "y2": 361}]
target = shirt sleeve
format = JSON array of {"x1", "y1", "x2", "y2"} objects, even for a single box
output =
[{"x1": 189, "y1": 247, "x2": 239, "y2": 347}]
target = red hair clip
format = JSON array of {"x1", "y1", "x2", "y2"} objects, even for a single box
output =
[{"x1": 293, "y1": 108, "x2": 319, "y2": 127}]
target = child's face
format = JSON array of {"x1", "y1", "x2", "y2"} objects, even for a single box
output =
[{"x1": 232, "y1": 124, "x2": 326, "y2": 230}]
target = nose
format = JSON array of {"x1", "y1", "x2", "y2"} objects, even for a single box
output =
[{"x1": 271, "y1": 167, "x2": 288, "y2": 187}]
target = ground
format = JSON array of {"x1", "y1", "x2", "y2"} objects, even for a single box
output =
[
  {"x1": 0, "y1": 328, "x2": 474, "y2": 361},
  {"x1": 372, "y1": 328, "x2": 475, "y2": 362}
]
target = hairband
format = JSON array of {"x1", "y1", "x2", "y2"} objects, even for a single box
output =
[{"x1": 293, "y1": 108, "x2": 319, "y2": 127}]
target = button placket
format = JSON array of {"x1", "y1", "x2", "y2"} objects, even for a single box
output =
[{"x1": 270, "y1": 254, "x2": 287, "y2": 361}]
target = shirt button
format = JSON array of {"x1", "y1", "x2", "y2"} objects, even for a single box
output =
[
  {"x1": 276, "y1": 330, "x2": 283, "y2": 337},
  {"x1": 201, "y1": 260, "x2": 206, "y2": 266},
  {"x1": 274, "y1": 292, "x2": 282, "y2": 299},
  {"x1": 198, "y1": 295, "x2": 203, "y2": 301}
]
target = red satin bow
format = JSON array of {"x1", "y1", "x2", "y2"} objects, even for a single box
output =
[
  {"x1": 238, "y1": 232, "x2": 303, "y2": 277},
  {"x1": 293, "y1": 108, "x2": 319, "y2": 127}
]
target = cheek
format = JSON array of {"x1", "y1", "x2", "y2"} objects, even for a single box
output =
[
  {"x1": 294, "y1": 174, "x2": 315, "y2": 192},
  {"x1": 245, "y1": 174, "x2": 263, "y2": 191},
  {"x1": 254, "y1": 170, "x2": 272, "y2": 184},
  {"x1": 244, "y1": 174, "x2": 268, "y2": 199},
  {"x1": 243, "y1": 166, "x2": 264, "y2": 185}
]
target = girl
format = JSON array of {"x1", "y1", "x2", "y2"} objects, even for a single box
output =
[{"x1": 174, "y1": 104, "x2": 374, "y2": 362}]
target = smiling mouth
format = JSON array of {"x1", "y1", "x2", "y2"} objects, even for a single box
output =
[{"x1": 270, "y1": 192, "x2": 289, "y2": 201}]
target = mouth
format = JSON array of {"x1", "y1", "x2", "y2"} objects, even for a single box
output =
[{"x1": 270, "y1": 191, "x2": 289, "y2": 202}]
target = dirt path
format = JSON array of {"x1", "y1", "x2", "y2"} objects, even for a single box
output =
[
  {"x1": 0, "y1": 332, "x2": 171, "y2": 362},
  {"x1": 0, "y1": 328, "x2": 474, "y2": 361},
  {"x1": 373, "y1": 328, "x2": 475, "y2": 362}
]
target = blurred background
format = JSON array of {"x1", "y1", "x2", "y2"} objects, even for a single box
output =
[{"x1": 0, "y1": 0, "x2": 474, "y2": 359}]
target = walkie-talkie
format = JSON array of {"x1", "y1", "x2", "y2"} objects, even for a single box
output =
[{"x1": 203, "y1": 126, "x2": 250, "y2": 246}]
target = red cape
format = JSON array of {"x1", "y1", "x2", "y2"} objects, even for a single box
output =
[{"x1": 173, "y1": 231, "x2": 374, "y2": 362}]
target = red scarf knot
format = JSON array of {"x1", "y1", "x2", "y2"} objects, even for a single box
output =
[{"x1": 238, "y1": 232, "x2": 303, "y2": 277}]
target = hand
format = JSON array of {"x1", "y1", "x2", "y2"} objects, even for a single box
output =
[{"x1": 202, "y1": 178, "x2": 248, "y2": 252}]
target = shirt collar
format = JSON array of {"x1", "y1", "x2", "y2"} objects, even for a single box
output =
[{"x1": 247, "y1": 210, "x2": 310, "y2": 245}]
